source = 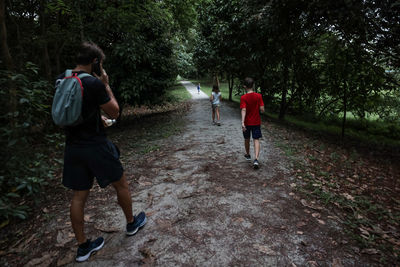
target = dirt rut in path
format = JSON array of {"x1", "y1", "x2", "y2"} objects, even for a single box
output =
[{"x1": 64, "y1": 81, "x2": 373, "y2": 266}]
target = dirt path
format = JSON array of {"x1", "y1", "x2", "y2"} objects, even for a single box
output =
[{"x1": 57, "y1": 81, "x2": 372, "y2": 266}]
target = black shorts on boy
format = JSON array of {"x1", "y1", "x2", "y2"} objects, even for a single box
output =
[{"x1": 243, "y1": 125, "x2": 262, "y2": 139}]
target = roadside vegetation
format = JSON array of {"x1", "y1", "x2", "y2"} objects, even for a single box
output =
[
  {"x1": 0, "y1": 0, "x2": 197, "y2": 226},
  {"x1": 266, "y1": 121, "x2": 400, "y2": 264}
]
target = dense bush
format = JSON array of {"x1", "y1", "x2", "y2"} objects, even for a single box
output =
[{"x1": 0, "y1": 63, "x2": 60, "y2": 223}]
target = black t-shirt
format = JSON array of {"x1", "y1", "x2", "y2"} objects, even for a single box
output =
[{"x1": 56, "y1": 71, "x2": 110, "y2": 144}]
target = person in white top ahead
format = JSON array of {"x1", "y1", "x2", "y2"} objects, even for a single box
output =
[{"x1": 210, "y1": 85, "x2": 222, "y2": 126}]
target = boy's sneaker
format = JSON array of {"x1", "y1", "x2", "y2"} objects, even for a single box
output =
[
  {"x1": 76, "y1": 237, "x2": 104, "y2": 262},
  {"x1": 244, "y1": 154, "x2": 251, "y2": 161},
  {"x1": 217, "y1": 121, "x2": 221, "y2": 126},
  {"x1": 126, "y1": 211, "x2": 147, "y2": 236},
  {"x1": 253, "y1": 159, "x2": 259, "y2": 169}
]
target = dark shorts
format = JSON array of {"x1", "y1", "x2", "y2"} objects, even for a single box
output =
[
  {"x1": 212, "y1": 104, "x2": 220, "y2": 110},
  {"x1": 243, "y1": 125, "x2": 262, "y2": 139},
  {"x1": 62, "y1": 139, "x2": 124, "y2": 190}
]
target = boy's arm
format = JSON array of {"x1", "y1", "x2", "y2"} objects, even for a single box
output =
[
  {"x1": 259, "y1": 94, "x2": 265, "y2": 113},
  {"x1": 241, "y1": 108, "x2": 246, "y2": 131}
]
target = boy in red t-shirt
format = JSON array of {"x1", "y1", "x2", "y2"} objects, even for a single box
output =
[{"x1": 240, "y1": 77, "x2": 265, "y2": 169}]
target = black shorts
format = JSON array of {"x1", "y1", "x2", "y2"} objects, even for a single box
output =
[
  {"x1": 62, "y1": 139, "x2": 124, "y2": 190},
  {"x1": 243, "y1": 125, "x2": 262, "y2": 139}
]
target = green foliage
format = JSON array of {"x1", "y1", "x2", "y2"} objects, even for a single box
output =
[
  {"x1": 0, "y1": 63, "x2": 59, "y2": 223},
  {"x1": 164, "y1": 84, "x2": 191, "y2": 103},
  {"x1": 1, "y1": 0, "x2": 199, "y2": 223},
  {"x1": 193, "y1": 0, "x2": 400, "y2": 139}
]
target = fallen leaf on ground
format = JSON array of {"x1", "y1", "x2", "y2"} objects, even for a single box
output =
[
  {"x1": 233, "y1": 217, "x2": 245, "y2": 223},
  {"x1": 26, "y1": 251, "x2": 58, "y2": 266},
  {"x1": 361, "y1": 248, "x2": 379, "y2": 255},
  {"x1": 342, "y1": 193, "x2": 355, "y2": 201},
  {"x1": 57, "y1": 250, "x2": 75, "y2": 266},
  {"x1": 140, "y1": 247, "x2": 156, "y2": 265},
  {"x1": 146, "y1": 211, "x2": 156, "y2": 217},
  {"x1": 296, "y1": 221, "x2": 307, "y2": 228},
  {"x1": 253, "y1": 244, "x2": 276, "y2": 255},
  {"x1": 139, "y1": 181, "x2": 152, "y2": 186},
  {"x1": 332, "y1": 258, "x2": 343, "y2": 267},
  {"x1": 56, "y1": 230, "x2": 73, "y2": 247},
  {"x1": 94, "y1": 220, "x2": 119, "y2": 233},
  {"x1": 317, "y1": 219, "x2": 326, "y2": 225},
  {"x1": 359, "y1": 227, "x2": 370, "y2": 236},
  {"x1": 215, "y1": 186, "x2": 225, "y2": 193},
  {"x1": 311, "y1": 213, "x2": 321, "y2": 218},
  {"x1": 16, "y1": 233, "x2": 37, "y2": 251}
]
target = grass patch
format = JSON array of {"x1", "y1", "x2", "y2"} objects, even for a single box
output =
[
  {"x1": 263, "y1": 112, "x2": 400, "y2": 148},
  {"x1": 164, "y1": 83, "x2": 191, "y2": 103}
]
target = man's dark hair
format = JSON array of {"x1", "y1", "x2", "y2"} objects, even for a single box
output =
[
  {"x1": 243, "y1": 77, "x2": 254, "y2": 89},
  {"x1": 76, "y1": 41, "x2": 105, "y2": 65}
]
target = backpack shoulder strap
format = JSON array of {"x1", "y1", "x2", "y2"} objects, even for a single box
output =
[
  {"x1": 77, "y1": 72, "x2": 92, "y2": 79},
  {"x1": 65, "y1": 69, "x2": 72, "y2": 77}
]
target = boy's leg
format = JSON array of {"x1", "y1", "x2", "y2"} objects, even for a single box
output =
[
  {"x1": 70, "y1": 190, "x2": 90, "y2": 244},
  {"x1": 216, "y1": 106, "x2": 220, "y2": 121},
  {"x1": 112, "y1": 173, "x2": 134, "y2": 223},
  {"x1": 212, "y1": 108, "x2": 215, "y2": 122},
  {"x1": 244, "y1": 138, "x2": 250, "y2": 155},
  {"x1": 254, "y1": 139, "x2": 260, "y2": 159}
]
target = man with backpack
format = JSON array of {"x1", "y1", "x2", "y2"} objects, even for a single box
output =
[{"x1": 53, "y1": 42, "x2": 146, "y2": 262}]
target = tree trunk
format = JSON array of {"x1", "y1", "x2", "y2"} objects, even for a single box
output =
[
  {"x1": 213, "y1": 72, "x2": 219, "y2": 87},
  {"x1": 228, "y1": 73, "x2": 234, "y2": 101},
  {"x1": 0, "y1": 0, "x2": 13, "y2": 71},
  {"x1": 279, "y1": 64, "x2": 289, "y2": 120},
  {"x1": 55, "y1": 41, "x2": 66, "y2": 75},
  {"x1": 39, "y1": 0, "x2": 52, "y2": 80},
  {"x1": 0, "y1": 0, "x2": 17, "y2": 118},
  {"x1": 341, "y1": 86, "x2": 347, "y2": 140}
]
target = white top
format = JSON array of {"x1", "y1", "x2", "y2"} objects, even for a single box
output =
[{"x1": 212, "y1": 92, "x2": 221, "y2": 105}]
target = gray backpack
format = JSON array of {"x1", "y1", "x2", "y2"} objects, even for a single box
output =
[{"x1": 52, "y1": 70, "x2": 92, "y2": 126}]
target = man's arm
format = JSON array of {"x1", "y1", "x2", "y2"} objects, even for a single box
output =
[
  {"x1": 260, "y1": 106, "x2": 265, "y2": 113},
  {"x1": 97, "y1": 69, "x2": 119, "y2": 119},
  {"x1": 241, "y1": 108, "x2": 246, "y2": 131},
  {"x1": 100, "y1": 84, "x2": 119, "y2": 119}
]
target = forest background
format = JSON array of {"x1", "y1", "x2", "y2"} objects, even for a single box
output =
[{"x1": 0, "y1": 0, "x2": 399, "y2": 245}]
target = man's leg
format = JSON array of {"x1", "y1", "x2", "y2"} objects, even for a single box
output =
[
  {"x1": 112, "y1": 173, "x2": 134, "y2": 223},
  {"x1": 254, "y1": 138, "x2": 260, "y2": 159},
  {"x1": 70, "y1": 190, "x2": 90, "y2": 244},
  {"x1": 244, "y1": 138, "x2": 250, "y2": 155}
]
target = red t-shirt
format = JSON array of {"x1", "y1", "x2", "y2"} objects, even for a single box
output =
[{"x1": 240, "y1": 92, "x2": 264, "y2": 126}]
